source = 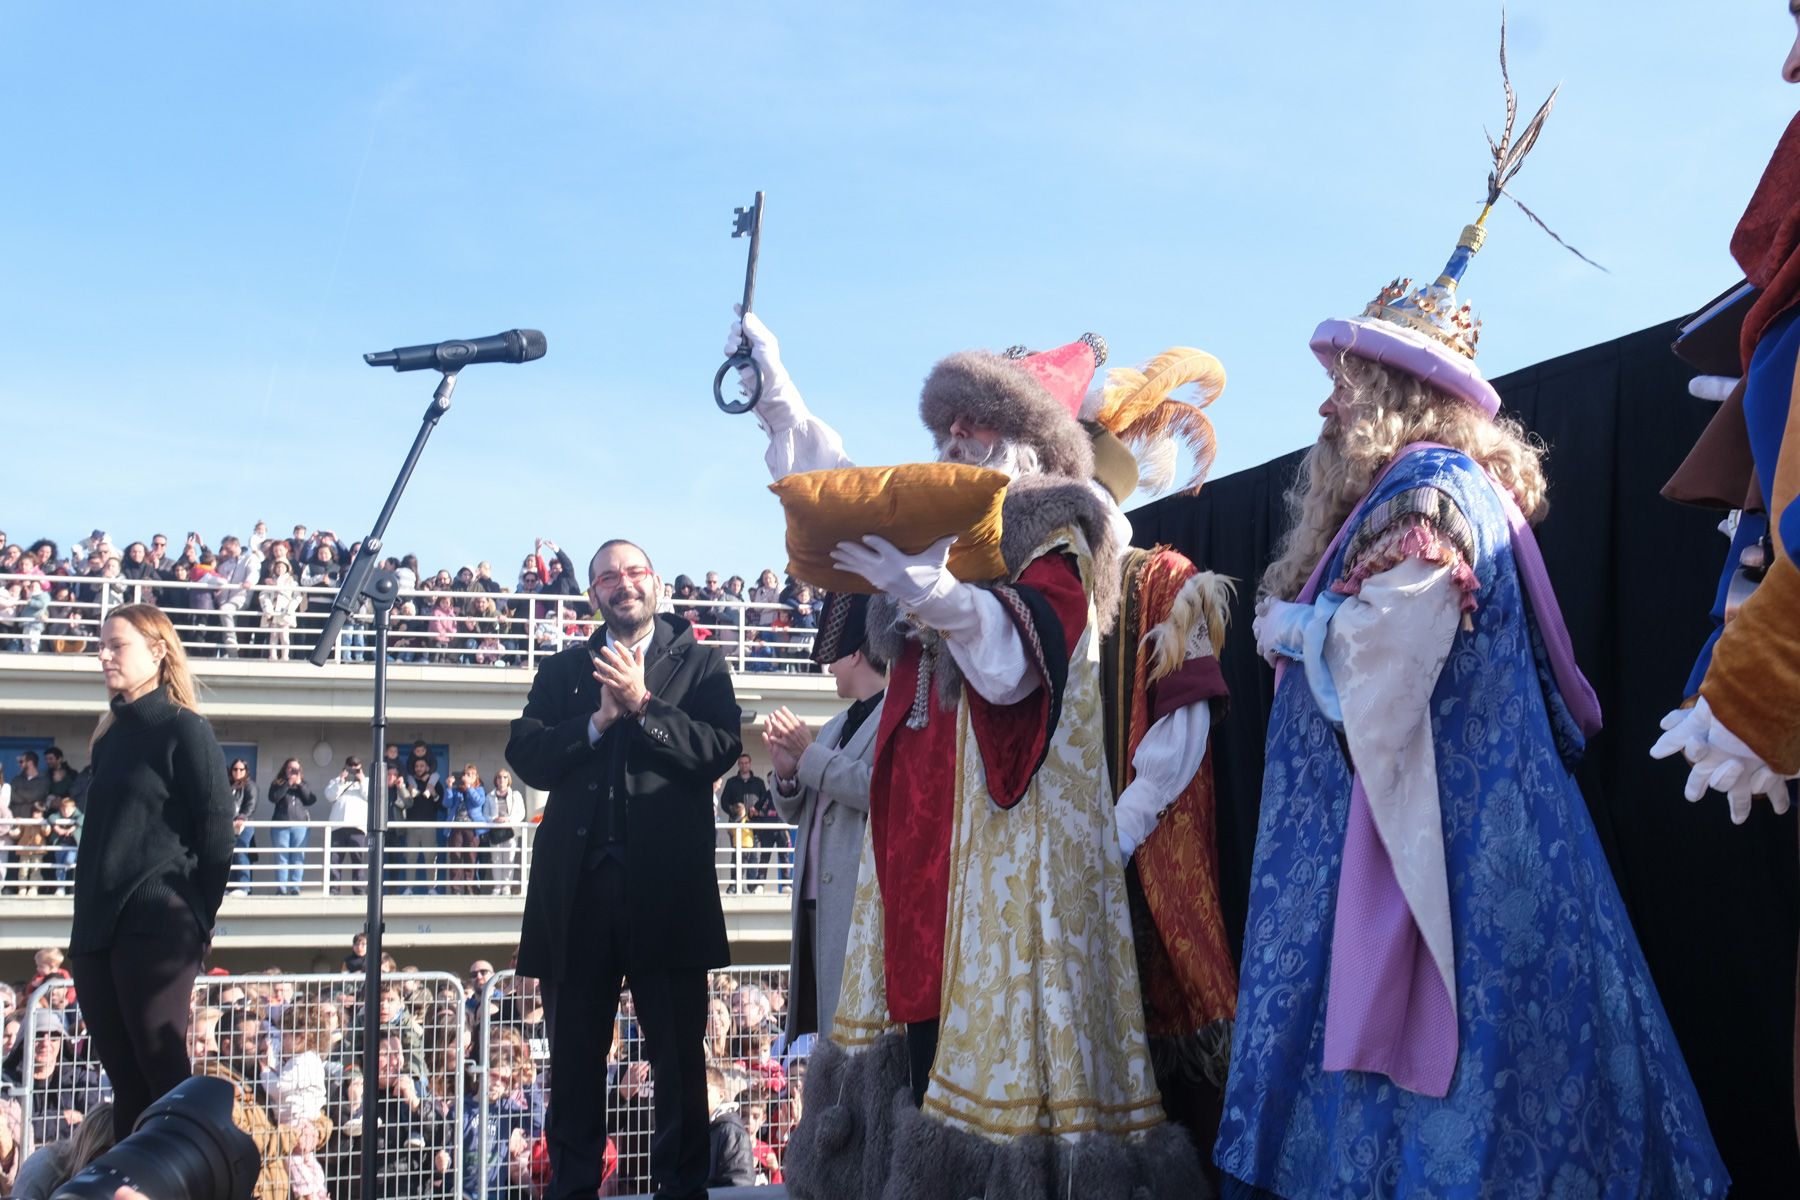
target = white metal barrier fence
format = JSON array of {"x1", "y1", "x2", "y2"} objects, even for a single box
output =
[
  {"x1": 473, "y1": 966, "x2": 803, "y2": 1198},
  {"x1": 14, "y1": 972, "x2": 467, "y2": 1200},
  {"x1": 7, "y1": 967, "x2": 801, "y2": 1197},
  {"x1": 0, "y1": 818, "x2": 798, "y2": 900},
  {"x1": 0, "y1": 574, "x2": 825, "y2": 674}
]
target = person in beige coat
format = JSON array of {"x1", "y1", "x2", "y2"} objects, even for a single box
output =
[{"x1": 763, "y1": 592, "x2": 885, "y2": 1043}]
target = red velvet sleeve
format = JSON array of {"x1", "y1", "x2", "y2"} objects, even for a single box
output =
[
  {"x1": 966, "y1": 552, "x2": 1087, "y2": 808},
  {"x1": 1149, "y1": 654, "x2": 1229, "y2": 724}
]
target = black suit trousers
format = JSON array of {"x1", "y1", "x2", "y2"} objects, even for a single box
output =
[{"x1": 542, "y1": 859, "x2": 709, "y2": 1200}]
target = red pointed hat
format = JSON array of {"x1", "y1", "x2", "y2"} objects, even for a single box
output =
[{"x1": 1015, "y1": 339, "x2": 1101, "y2": 419}]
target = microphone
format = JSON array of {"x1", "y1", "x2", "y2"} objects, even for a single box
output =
[{"x1": 364, "y1": 329, "x2": 547, "y2": 372}]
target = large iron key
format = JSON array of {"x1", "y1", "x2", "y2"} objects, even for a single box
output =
[{"x1": 714, "y1": 191, "x2": 766, "y2": 415}]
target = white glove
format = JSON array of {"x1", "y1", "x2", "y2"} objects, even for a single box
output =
[
  {"x1": 1114, "y1": 777, "x2": 1162, "y2": 860},
  {"x1": 1651, "y1": 698, "x2": 1793, "y2": 823},
  {"x1": 1252, "y1": 596, "x2": 1311, "y2": 667},
  {"x1": 831, "y1": 533, "x2": 964, "y2": 615},
  {"x1": 1649, "y1": 701, "x2": 1710, "y2": 765},
  {"x1": 1687, "y1": 375, "x2": 1741, "y2": 403},
  {"x1": 725, "y1": 305, "x2": 796, "y2": 392}
]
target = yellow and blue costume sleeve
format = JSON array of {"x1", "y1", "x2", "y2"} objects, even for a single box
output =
[{"x1": 1699, "y1": 307, "x2": 1800, "y2": 773}]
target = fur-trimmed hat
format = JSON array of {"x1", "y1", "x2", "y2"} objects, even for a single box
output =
[{"x1": 918, "y1": 336, "x2": 1106, "y2": 482}]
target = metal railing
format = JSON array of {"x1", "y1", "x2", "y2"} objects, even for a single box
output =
[
  {"x1": 0, "y1": 573, "x2": 826, "y2": 674},
  {"x1": 0, "y1": 818, "x2": 798, "y2": 899},
  {"x1": 11, "y1": 967, "x2": 802, "y2": 1195}
]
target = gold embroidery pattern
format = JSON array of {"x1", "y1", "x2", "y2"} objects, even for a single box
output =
[
  {"x1": 823, "y1": 528, "x2": 1165, "y2": 1145},
  {"x1": 827, "y1": 812, "x2": 898, "y2": 1046},
  {"x1": 924, "y1": 528, "x2": 1164, "y2": 1142}
]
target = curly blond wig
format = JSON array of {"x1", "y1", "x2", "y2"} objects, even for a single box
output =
[{"x1": 1261, "y1": 355, "x2": 1548, "y2": 602}]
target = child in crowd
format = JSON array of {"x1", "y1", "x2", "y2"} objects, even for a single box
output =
[
  {"x1": 259, "y1": 560, "x2": 300, "y2": 660},
  {"x1": 45, "y1": 793, "x2": 82, "y2": 893},
  {"x1": 443, "y1": 763, "x2": 487, "y2": 894},
  {"x1": 736, "y1": 1020, "x2": 787, "y2": 1097},
  {"x1": 722, "y1": 800, "x2": 755, "y2": 893},
  {"x1": 0, "y1": 579, "x2": 21, "y2": 650},
  {"x1": 427, "y1": 594, "x2": 457, "y2": 661},
  {"x1": 285, "y1": 1113, "x2": 330, "y2": 1200},
  {"x1": 743, "y1": 1086, "x2": 783, "y2": 1185},
  {"x1": 705, "y1": 1065, "x2": 754, "y2": 1188},
  {"x1": 265, "y1": 1003, "x2": 329, "y2": 1129}
]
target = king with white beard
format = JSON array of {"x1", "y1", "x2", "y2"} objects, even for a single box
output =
[{"x1": 727, "y1": 312, "x2": 1206, "y2": 1199}]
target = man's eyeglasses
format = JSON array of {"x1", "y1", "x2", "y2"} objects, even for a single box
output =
[
  {"x1": 470, "y1": 968, "x2": 493, "y2": 978},
  {"x1": 596, "y1": 566, "x2": 651, "y2": 589}
]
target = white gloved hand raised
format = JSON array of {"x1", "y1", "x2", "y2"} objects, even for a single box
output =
[
  {"x1": 724, "y1": 306, "x2": 813, "y2": 436},
  {"x1": 1651, "y1": 697, "x2": 1793, "y2": 824},
  {"x1": 1252, "y1": 596, "x2": 1312, "y2": 667},
  {"x1": 724, "y1": 307, "x2": 793, "y2": 392}
]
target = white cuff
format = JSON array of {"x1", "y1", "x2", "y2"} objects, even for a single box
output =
[
  {"x1": 757, "y1": 387, "x2": 855, "y2": 479},
  {"x1": 1300, "y1": 591, "x2": 1350, "y2": 724},
  {"x1": 1116, "y1": 702, "x2": 1212, "y2": 857},
  {"x1": 939, "y1": 587, "x2": 1037, "y2": 706}
]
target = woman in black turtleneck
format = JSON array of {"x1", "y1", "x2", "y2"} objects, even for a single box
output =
[{"x1": 70, "y1": 603, "x2": 234, "y2": 1131}]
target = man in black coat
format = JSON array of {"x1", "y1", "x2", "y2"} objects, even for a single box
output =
[
  {"x1": 718, "y1": 755, "x2": 777, "y2": 891},
  {"x1": 508, "y1": 537, "x2": 740, "y2": 1200}
]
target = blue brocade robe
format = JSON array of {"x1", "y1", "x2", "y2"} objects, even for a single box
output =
[{"x1": 1215, "y1": 447, "x2": 1728, "y2": 1199}]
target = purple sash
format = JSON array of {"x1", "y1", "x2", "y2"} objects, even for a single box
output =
[{"x1": 1278, "y1": 442, "x2": 1602, "y2": 1096}]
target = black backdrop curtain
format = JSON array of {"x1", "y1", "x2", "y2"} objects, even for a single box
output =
[{"x1": 1129, "y1": 318, "x2": 1800, "y2": 1196}]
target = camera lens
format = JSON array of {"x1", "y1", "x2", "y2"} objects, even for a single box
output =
[{"x1": 51, "y1": 1077, "x2": 260, "y2": 1200}]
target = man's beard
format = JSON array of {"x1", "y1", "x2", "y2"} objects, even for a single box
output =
[
  {"x1": 938, "y1": 435, "x2": 1040, "y2": 478},
  {"x1": 1260, "y1": 421, "x2": 1372, "y2": 600},
  {"x1": 598, "y1": 584, "x2": 655, "y2": 640}
]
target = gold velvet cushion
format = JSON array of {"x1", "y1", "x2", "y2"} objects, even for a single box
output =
[{"x1": 769, "y1": 464, "x2": 1010, "y2": 594}]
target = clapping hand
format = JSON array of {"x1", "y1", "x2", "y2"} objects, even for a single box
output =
[
  {"x1": 762, "y1": 706, "x2": 814, "y2": 779},
  {"x1": 589, "y1": 659, "x2": 624, "y2": 739},
  {"x1": 593, "y1": 642, "x2": 648, "y2": 709}
]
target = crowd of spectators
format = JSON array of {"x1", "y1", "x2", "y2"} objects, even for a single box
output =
[
  {"x1": 1, "y1": 750, "x2": 86, "y2": 898},
  {"x1": 0, "y1": 527, "x2": 822, "y2": 668},
  {"x1": 714, "y1": 754, "x2": 795, "y2": 896},
  {"x1": 4, "y1": 741, "x2": 796, "y2": 902},
  {"x1": 0, "y1": 943, "x2": 804, "y2": 1196}
]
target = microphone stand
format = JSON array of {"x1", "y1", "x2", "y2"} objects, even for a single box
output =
[{"x1": 308, "y1": 369, "x2": 457, "y2": 1200}]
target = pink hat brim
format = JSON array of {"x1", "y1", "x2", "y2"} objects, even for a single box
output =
[{"x1": 1310, "y1": 316, "x2": 1501, "y2": 418}]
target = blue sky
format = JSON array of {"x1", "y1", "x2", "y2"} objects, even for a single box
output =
[{"x1": 3, "y1": 2, "x2": 1795, "y2": 583}]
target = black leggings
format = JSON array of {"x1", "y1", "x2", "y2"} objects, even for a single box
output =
[
  {"x1": 68, "y1": 890, "x2": 206, "y2": 1132},
  {"x1": 905, "y1": 1019, "x2": 940, "y2": 1108}
]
